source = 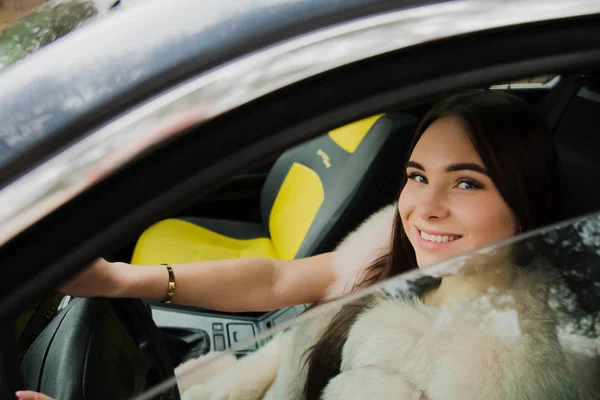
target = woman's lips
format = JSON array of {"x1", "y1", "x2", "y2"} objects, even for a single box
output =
[{"x1": 414, "y1": 226, "x2": 462, "y2": 251}]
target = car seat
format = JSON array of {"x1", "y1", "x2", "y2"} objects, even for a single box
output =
[{"x1": 131, "y1": 113, "x2": 418, "y2": 265}]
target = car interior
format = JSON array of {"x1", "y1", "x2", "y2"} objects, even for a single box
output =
[{"x1": 11, "y1": 70, "x2": 600, "y2": 398}]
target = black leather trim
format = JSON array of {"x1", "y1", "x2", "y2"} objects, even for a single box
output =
[
  {"x1": 177, "y1": 217, "x2": 267, "y2": 240},
  {"x1": 296, "y1": 113, "x2": 416, "y2": 257}
]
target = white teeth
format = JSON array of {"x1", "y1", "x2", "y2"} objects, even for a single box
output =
[{"x1": 420, "y1": 231, "x2": 458, "y2": 243}]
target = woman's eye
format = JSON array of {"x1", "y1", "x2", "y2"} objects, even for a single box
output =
[
  {"x1": 408, "y1": 172, "x2": 427, "y2": 183},
  {"x1": 456, "y1": 179, "x2": 483, "y2": 190}
]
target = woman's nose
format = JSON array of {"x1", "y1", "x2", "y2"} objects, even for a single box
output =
[{"x1": 417, "y1": 189, "x2": 450, "y2": 220}]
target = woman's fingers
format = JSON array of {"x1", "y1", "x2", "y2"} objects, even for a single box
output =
[{"x1": 15, "y1": 391, "x2": 55, "y2": 400}]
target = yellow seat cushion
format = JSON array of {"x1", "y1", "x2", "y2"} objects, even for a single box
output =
[
  {"x1": 131, "y1": 219, "x2": 278, "y2": 265},
  {"x1": 268, "y1": 162, "x2": 325, "y2": 260}
]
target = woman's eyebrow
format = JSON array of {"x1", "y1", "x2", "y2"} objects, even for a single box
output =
[
  {"x1": 406, "y1": 161, "x2": 425, "y2": 170},
  {"x1": 406, "y1": 161, "x2": 489, "y2": 176},
  {"x1": 446, "y1": 163, "x2": 489, "y2": 176}
]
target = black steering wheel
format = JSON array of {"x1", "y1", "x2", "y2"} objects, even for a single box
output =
[{"x1": 9, "y1": 297, "x2": 181, "y2": 400}]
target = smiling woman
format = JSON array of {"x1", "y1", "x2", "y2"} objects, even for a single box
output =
[
  {"x1": 400, "y1": 115, "x2": 518, "y2": 269},
  {"x1": 397, "y1": 92, "x2": 553, "y2": 271},
  {"x1": 296, "y1": 90, "x2": 566, "y2": 399},
  {"x1": 337, "y1": 90, "x2": 557, "y2": 291}
]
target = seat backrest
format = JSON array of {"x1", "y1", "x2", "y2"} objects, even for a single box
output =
[
  {"x1": 552, "y1": 83, "x2": 600, "y2": 221},
  {"x1": 260, "y1": 113, "x2": 417, "y2": 260}
]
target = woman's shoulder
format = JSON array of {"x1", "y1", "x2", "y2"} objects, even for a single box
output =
[
  {"x1": 339, "y1": 292, "x2": 435, "y2": 370},
  {"x1": 325, "y1": 204, "x2": 396, "y2": 299}
]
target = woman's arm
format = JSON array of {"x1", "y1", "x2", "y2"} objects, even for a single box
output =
[{"x1": 58, "y1": 252, "x2": 336, "y2": 312}]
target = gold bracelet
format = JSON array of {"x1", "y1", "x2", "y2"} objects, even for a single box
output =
[{"x1": 161, "y1": 264, "x2": 175, "y2": 304}]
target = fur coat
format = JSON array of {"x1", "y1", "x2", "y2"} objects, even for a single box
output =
[{"x1": 176, "y1": 205, "x2": 600, "y2": 400}]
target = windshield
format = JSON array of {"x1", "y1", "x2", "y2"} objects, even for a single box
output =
[{"x1": 140, "y1": 211, "x2": 600, "y2": 399}]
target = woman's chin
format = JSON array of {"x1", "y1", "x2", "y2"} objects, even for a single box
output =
[
  {"x1": 416, "y1": 254, "x2": 445, "y2": 269},
  {"x1": 416, "y1": 257, "x2": 443, "y2": 276},
  {"x1": 416, "y1": 253, "x2": 462, "y2": 277}
]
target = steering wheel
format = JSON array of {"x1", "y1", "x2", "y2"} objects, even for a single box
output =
[{"x1": 12, "y1": 297, "x2": 181, "y2": 400}]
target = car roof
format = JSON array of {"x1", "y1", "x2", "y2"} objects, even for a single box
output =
[{"x1": 0, "y1": 0, "x2": 426, "y2": 179}]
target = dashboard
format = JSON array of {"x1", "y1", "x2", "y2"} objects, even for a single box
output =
[{"x1": 149, "y1": 302, "x2": 308, "y2": 356}]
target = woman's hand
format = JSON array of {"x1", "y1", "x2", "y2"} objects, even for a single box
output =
[
  {"x1": 15, "y1": 391, "x2": 54, "y2": 400},
  {"x1": 56, "y1": 257, "x2": 125, "y2": 298}
]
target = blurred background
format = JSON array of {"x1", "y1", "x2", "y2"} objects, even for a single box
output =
[{"x1": 0, "y1": 0, "x2": 47, "y2": 29}]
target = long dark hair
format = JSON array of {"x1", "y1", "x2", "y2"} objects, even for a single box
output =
[{"x1": 303, "y1": 90, "x2": 559, "y2": 399}]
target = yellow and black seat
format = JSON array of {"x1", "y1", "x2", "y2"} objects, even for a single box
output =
[{"x1": 131, "y1": 113, "x2": 417, "y2": 265}]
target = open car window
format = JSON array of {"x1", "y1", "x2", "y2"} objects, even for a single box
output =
[{"x1": 140, "y1": 210, "x2": 600, "y2": 399}]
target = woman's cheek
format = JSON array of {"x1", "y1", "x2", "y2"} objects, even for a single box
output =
[
  {"x1": 397, "y1": 189, "x2": 413, "y2": 220},
  {"x1": 458, "y1": 195, "x2": 517, "y2": 248}
]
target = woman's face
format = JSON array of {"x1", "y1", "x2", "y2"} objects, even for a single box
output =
[{"x1": 398, "y1": 116, "x2": 518, "y2": 269}]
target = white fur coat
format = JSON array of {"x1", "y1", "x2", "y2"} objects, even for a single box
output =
[{"x1": 176, "y1": 205, "x2": 600, "y2": 400}]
